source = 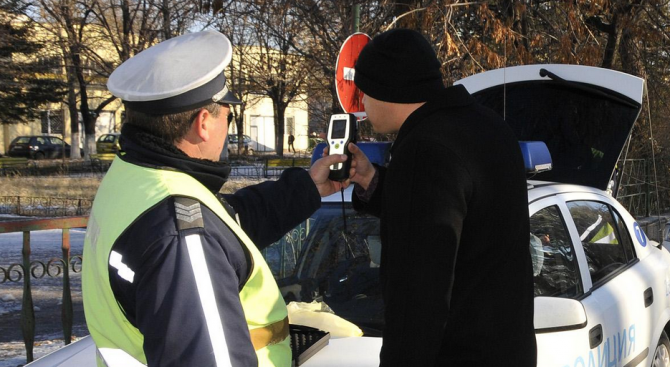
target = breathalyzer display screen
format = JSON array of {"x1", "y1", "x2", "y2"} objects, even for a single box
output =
[{"x1": 331, "y1": 120, "x2": 347, "y2": 139}]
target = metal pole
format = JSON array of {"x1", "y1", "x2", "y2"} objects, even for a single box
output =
[
  {"x1": 646, "y1": 159, "x2": 651, "y2": 218},
  {"x1": 61, "y1": 228, "x2": 73, "y2": 345},
  {"x1": 353, "y1": 5, "x2": 360, "y2": 33},
  {"x1": 21, "y1": 231, "x2": 35, "y2": 363}
]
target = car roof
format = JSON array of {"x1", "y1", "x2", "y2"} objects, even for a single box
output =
[
  {"x1": 14, "y1": 135, "x2": 60, "y2": 140},
  {"x1": 324, "y1": 180, "x2": 607, "y2": 205}
]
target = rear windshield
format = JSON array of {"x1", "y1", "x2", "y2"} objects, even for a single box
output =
[
  {"x1": 12, "y1": 137, "x2": 30, "y2": 144},
  {"x1": 99, "y1": 134, "x2": 118, "y2": 142},
  {"x1": 472, "y1": 81, "x2": 641, "y2": 190}
]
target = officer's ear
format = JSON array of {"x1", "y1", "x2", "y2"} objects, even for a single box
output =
[{"x1": 191, "y1": 108, "x2": 213, "y2": 142}]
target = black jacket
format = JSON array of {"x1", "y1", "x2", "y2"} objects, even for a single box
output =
[
  {"x1": 108, "y1": 124, "x2": 320, "y2": 366},
  {"x1": 354, "y1": 85, "x2": 537, "y2": 366}
]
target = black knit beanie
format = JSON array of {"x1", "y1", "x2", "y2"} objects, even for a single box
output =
[{"x1": 354, "y1": 28, "x2": 444, "y2": 103}]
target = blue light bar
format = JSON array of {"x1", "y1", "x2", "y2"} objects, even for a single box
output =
[
  {"x1": 519, "y1": 141, "x2": 552, "y2": 174},
  {"x1": 311, "y1": 142, "x2": 391, "y2": 167}
]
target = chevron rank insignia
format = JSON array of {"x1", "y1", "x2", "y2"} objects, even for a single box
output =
[{"x1": 174, "y1": 197, "x2": 204, "y2": 230}]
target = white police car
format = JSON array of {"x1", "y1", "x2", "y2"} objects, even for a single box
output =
[
  {"x1": 26, "y1": 65, "x2": 670, "y2": 367},
  {"x1": 275, "y1": 65, "x2": 670, "y2": 367}
]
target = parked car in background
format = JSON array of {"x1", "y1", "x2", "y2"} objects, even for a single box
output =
[
  {"x1": 7, "y1": 135, "x2": 78, "y2": 159},
  {"x1": 96, "y1": 133, "x2": 121, "y2": 153},
  {"x1": 228, "y1": 134, "x2": 255, "y2": 155}
]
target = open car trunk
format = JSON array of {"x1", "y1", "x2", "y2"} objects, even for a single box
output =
[{"x1": 455, "y1": 64, "x2": 645, "y2": 190}]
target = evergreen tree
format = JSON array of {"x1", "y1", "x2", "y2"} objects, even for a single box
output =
[{"x1": 0, "y1": 0, "x2": 65, "y2": 124}]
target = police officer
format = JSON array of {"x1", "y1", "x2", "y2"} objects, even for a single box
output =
[{"x1": 82, "y1": 30, "x2": 348, "y2": 367}]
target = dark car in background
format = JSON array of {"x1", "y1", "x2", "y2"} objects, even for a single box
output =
[
  {"x1": 96, "y1": 133, "x2": 121, "y2": 153},
  {"x1": 7, "y1": 135, "x2": 77, "y2": 159}
]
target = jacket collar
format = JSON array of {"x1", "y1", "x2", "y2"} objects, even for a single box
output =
[
  {"x1": 119, "y1": 123, "x2": 231, "y2": 193},
  {"x1": 390, "y1": 84, "x2": 475, "y2": 156}
]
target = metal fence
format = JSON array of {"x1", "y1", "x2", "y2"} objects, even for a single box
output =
[
  {"x1": 0, "y1": 159, "x2": 110, "y2": 177},
  {"x1": 0, "y1": 196, "x2": 92, "y2": 217},
  {"x1": 0, "y1": 156, "x2": 311, "y2": 179},
  {"x1": 0, "y1": 214, "x2": 310, "y2": 365},
  {"x1": 616, "y1": 158, "x2": 670, "y2": 219},
  {"x1": 0, "y1": 216, "x2": 88, "y2": 364}
]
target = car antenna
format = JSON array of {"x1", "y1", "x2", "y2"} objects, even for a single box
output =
[{"x1": 642, "y1": 82, "x2": 663, "y2": 240}]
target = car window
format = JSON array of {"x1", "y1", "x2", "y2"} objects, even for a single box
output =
[
  {"x1": 99, "y1": 134, "x2": 116, "y2": 142},
  {"x1": 13, "y1": 137, "x2": 30, "y2": 144},
  {"x1": 263, "y1": 203, "x2": 384, "y2": 335},
  {"x1": 530, "y1": 205, "x2": 583, "y2": 298},
  {"x1": 567, "y1": 201, "x2": 633, "y2": 285},
  {"x1": 49, "y1": 137, "x2": 65, "y2": 145},
  {"x1": 34, "y1": 137, "x2": 48, "y2": 145},
  {"x1": 265, "y1": 204, "x2": 380, "y2": 280}
]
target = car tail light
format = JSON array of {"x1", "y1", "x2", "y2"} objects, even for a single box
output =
[{"x1": 29, "y1": 145, "x2": 38, "y2": 151}]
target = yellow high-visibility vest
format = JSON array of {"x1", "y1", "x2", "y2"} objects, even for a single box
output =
[{"x1": 82, "y1": 157, "x2": 290, "y2": 367}]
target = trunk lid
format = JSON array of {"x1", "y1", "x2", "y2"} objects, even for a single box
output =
[{"x1": 455, "y1": 64, "x2": 644, "y2": 190}]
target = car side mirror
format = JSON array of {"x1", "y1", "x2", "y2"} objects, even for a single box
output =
[{"x1": 534, "y1": 297, "x2": 587, "y2": 333}]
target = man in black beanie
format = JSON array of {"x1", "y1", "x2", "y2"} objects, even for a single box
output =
[{"x1": 346, "y1": 28, "x2": 537, "y2": 366}]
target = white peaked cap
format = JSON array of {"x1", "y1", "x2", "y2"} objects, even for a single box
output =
[{"x1": 107, "y1": 30, "x2": 241, "y2": 115}]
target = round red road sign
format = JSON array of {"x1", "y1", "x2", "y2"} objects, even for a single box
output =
[{"x1": 335, "y1": 33, "x2": 371, "y2": 115}]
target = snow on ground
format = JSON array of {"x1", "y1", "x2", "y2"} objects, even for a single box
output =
[{"x1": 0, "y1": 217, "x2": 86, "y2": 366}]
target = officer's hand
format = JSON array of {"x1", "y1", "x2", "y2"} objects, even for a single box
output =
[{"x1": 309, "y1": 153, "x2": 349, "y2": 197}]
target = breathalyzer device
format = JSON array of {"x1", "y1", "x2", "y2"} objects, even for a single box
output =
[{"x1": 327, "y1": 113, "x2": 357, "y2": 181}]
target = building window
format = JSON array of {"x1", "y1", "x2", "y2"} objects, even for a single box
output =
[
  {"x1": 40, "y1": 110, "x2": 64, "y2": 135},
  {"x1": 286, "y1": 117, "x2": 295, "y2": 135}
]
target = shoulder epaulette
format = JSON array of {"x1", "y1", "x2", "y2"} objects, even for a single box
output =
[{"x1": 174, "y1": 197, "x2": 204, "y2": 230}]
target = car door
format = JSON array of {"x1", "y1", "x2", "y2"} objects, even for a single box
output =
[
  {"x1": 562, "y1": 194, "x2": 651, "y2": 367},
  {"x1": 529, "y1": 197, "x2": 595, "y2": 367},
  {"x1": 33, "y1": 136, "x2": 51, "y2": 158},
  {"x1": 49, "y1": 137, "x2": 67, "y2": 158}
]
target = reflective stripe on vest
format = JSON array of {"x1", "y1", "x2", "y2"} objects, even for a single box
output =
[
  {"x1": 184, "y1": 233, "x2": 234, "y2": 366},
  {"x1": 83, "y1": 157, "x2": 290, "y2": 367},
  {"x1": 97, "y1": 348, "x2": 146, "y2": 367}
]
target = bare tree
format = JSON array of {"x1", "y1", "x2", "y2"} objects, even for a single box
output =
[
  {"x1": 237, "y1": 0, "x2": 312, "y2": 156},
  {"x1": 35, "y1": 0, "x2": 98, "y2": 158},
  {"x1": 267, "y1": 1, "x2": 394, "y2": 136},
  {"x1": 216, "y1": 1, "x2": 258, "y2": 155},
  {"x1": 30, "y1": 0, "x2": 205, "y2": 158}
]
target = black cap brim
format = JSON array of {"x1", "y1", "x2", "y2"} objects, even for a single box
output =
[{"x1": 216, "y1": 90, "x2": 242, "y2": 105}]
